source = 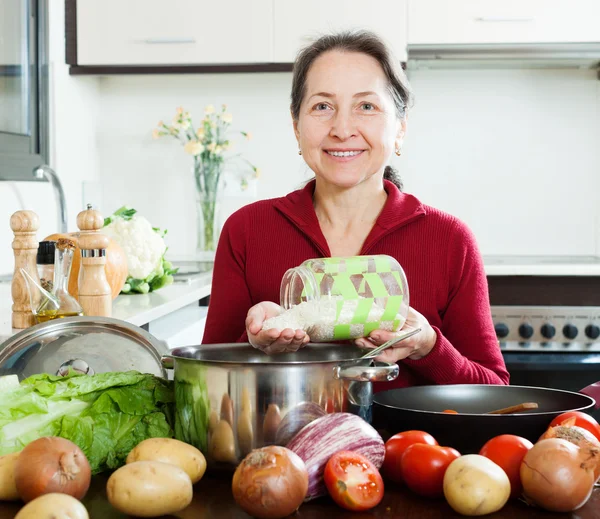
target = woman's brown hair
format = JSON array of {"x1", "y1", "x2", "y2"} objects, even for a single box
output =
[{"x1": 290, "y1": 30, "x2": 414, "y2": 190}]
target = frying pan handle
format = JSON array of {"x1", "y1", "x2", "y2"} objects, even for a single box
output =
[
  {"x1": 333, "y1": 361, "x2": 399, "y2": 382},
  {"x1": 579, "y1": 382, "x2": 600, "y2": 409}
]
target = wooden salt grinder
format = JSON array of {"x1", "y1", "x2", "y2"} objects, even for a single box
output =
[
  {"x1": 11, "y1": 210, "x2": 41, "y2": 329},
  {"x1": 77, "y1": 204, "x2": 112, "y2": 317}
]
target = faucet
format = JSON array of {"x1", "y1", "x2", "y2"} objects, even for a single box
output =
[{"x1": 33, "y1": 165, "x2": 68, "y2": 233}]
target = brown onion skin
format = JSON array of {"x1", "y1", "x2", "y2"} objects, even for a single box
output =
[
  {"x1": 539, "y1": 425, "x2": 600, "y2": 480},
  {"x1": 14, "y1": 437, "x2": 91, "y2": 503},
  {"x1": 520, "y1": 438, "x2": 599, "y2": 512},
  {"x1": 232, "y1": 445, "x2": 308, "y2": 519},
  {"x1": 539, "y1": 423, "x2": 600, "y2": 447}
]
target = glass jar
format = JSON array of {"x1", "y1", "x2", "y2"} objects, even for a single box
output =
[{"x1": 277, "y1": 255, "x2": 409, "y2": 342}]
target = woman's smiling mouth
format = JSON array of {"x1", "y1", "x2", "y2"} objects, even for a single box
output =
[{"x1": 324, "y1": 149, "x2": 365, "y2": 160}]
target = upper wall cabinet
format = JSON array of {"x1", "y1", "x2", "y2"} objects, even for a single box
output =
[
  {"x1": 273, "y1": 0, "x2": 408, "y2": 63},
  {"x1": 408, "y1": 0, "x2": 600, "y2": 45},
  {"x1": 75, "y1": 0, "x2": 273, "y2": 65}
]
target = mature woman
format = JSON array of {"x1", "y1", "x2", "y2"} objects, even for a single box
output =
[{"x1": 202, "y1": 30, "x2": 509, "y2": 389}]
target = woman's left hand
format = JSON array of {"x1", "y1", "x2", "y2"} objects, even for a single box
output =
[{"x1": 355, "y1": 307, "x2": 437, "y2": 363}]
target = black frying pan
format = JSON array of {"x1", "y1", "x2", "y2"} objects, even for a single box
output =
[{"x1": 372, "y1": 384, "x2": 600, "y2": 454}]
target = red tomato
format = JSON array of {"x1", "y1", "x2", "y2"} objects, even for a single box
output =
[
  {"x1": 399, "y1": 444, "x2": 460, "y2": 498},
  {"x1": 323, "y1": 451, "x2": 384, "y2": 512},
  {"x1": 549, "y1": 411, "x2": 600, "y2": 442},
  {"x1": 382, "y1": 431, "x2": 438, "y2": 484},
  {"x1": 479, "y1": 434, "x2": 533, "y2": 499}
]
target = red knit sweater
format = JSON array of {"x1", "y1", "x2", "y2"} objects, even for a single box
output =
[{"x1": 202, "y1": 180, "x2": 510, "y2": 391}]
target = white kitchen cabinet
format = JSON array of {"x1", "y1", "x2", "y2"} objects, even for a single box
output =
[
  {"x1": 76, "y1": 0, "x2": 272, "y2": 65},
  {"x1": 408, "y1": 0, "x2": 600, "y2": 45},
  {"x1": 273, "y1": 0, "x2": 408, "y2": 63}
]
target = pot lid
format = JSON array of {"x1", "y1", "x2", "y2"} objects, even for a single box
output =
[{"x1": 0, "y1": 316, "x2": 169, "y2": 380}]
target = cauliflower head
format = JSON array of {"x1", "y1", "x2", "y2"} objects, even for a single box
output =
[{"x1": 103, "y1": 207, "x2": 178, "y2": 294}]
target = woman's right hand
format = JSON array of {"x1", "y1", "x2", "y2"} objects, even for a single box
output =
[{"x1": 245, "y1": 301, "x2": 309, "y2": 354}]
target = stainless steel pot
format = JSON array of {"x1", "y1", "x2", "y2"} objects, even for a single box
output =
[{"x1": 161, "y1": 342, "x2": 399, "y2": 469}]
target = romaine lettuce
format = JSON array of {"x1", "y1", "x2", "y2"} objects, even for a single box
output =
[{"x1": 0, "y1": 371, "x2": 174, "y2": 474}]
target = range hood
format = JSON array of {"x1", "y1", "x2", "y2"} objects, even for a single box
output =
[{"x1": 406, "y1": 43, "x2": 600, "y2": 71}]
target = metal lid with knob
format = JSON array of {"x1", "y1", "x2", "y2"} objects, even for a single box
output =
[{"x1": 0, "y1": 316, "x2": 169, "y2": 381}]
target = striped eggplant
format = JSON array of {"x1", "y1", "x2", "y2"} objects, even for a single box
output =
[
  {"x1": 275, "y1": 401, "x2": 327, "y2": 447},
  {"x1": 286, "y1": 412, "x2": 385, "y2": 501}
]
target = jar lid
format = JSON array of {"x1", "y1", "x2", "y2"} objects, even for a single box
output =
[
  {"x1": 0, "y1": 316, "x2": 169, "y2": 380},
  {"x1": 36, "y1": 240, "x2": 56, "y2": 265}
]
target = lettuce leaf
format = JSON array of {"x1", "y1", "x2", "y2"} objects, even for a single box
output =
[{"x1": 0, "y1": 371, "x2": 174, "y2": 474}]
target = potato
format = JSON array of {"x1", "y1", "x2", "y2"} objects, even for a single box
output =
[
  {"x1": 262, "y1": 403, "x2": 281, "y2": 443},
  {"x1": 208, "y1": 410, "x2": 219, "y2": 434},
  {"x1": 209, "y1": 420, "x2": 236, "y2": 463},
  {"x1": 237, "y1": 410, "x2": 254, "y2": 456},
  {"x1": 107, "y1": 461, "x2": 193, "y2": 517},
  {"x1": 0, "y1": 452, "x2": 20, "y2": 501},
  {"x1": 15, "y1": 493, "x2": 88, "y2": 519},
  {"x1": 220, "y1": 394, "x2": 234, "y2": 427},
  {"x1": 443, "y1": 454, "x2": 511, "y2": 516},
  {"x1": 126, "y1": 438, "x2": 206, "y2": 484}
]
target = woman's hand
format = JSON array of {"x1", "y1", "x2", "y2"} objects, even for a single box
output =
[
  {"x1": 355, "y1": 307, "x2": 437, "y2": 363},
  {"x1": 245, "y1": 301, "x2": 310, "y2": 354}
]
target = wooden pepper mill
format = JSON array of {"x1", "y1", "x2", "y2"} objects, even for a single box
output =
[
  {"x1": 10, "y1": 210, "x2": 41, "y2": 329},
  {"x1": 77, "y1": 204, "x2": 112, "y2": 317}
]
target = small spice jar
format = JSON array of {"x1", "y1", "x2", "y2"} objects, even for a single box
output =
[
  {"x1": 36, "y1": 240, "x2": 56, "y2": 292},
  {"x1": 264, "y1": 255, "x2": 409, "y2": 342}
]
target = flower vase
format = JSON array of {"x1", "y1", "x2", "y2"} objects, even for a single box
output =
[{"x1": 194, "y1": 160, "x2": 223, "y2": 261}]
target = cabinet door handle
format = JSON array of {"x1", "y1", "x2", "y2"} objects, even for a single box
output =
[
  {"x1": 474, "y1": 17, "x2": 534, "y2": 23},
  {"x1": 139, "y1": 38, "x2": 197, "y2": 44}
]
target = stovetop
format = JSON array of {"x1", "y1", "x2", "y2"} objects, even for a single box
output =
[{"x1": 492, "y1": 305, "x2": 600, "y2": 352}]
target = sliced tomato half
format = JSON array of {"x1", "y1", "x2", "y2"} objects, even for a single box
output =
[{"x1": 324, "y1": 450, "x2": 384, "y2": 512}]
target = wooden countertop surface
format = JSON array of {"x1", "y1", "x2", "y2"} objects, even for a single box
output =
[{"x1": 0, "y1": 473, "x2": 598, "y2": 519}]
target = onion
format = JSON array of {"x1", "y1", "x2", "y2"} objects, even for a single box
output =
[
  {"x1": 520, "y1": 438, "x2": 600, "y2": 512},
  {"x1": 232, "y1": 446, "x2": 308, "y2": 519},
  {"x1": 14, "y1": 437, "x2": 91, "y2": 503},
  {"x1": 539, "y1": 419, "x2": 600, "y2": 481},
  {"x1": 539, "y1": 417, "x2": 600, "y2": 448}
]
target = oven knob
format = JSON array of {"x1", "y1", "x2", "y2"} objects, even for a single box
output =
[
  {"x1": 494, "y1": 323, "x2": 509, "y2": 339},
  {"x1": 540, "y1": 324, "x2": 556, "y2": 339},
  {"x1": 563, "y1": 324, "x2": 578, "y2": 340},
  {"x1": 585, "y1": 324, "x2": 600, "y2": 340},
  {"x1": 518, "y1": 323, "x2": 534, "y2": 340}
]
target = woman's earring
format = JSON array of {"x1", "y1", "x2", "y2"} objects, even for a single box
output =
[
  {"x1": 298, "y1": 149, "x2": 302, "y2": 156},
  {"x1": 395, "y1": 147, "x2": 401, "y2": 157}
]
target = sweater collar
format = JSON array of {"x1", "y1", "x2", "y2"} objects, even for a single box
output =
[{"x1": 273, "y1": 179, "x2": 426, "y2": 255}]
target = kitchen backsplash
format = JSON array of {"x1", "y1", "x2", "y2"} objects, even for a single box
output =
[
  {"x1": 90, "y1": 67, "x2": 600, "y2": 260},
  {"x1": 1, "y1": 1, "x2": 599, "y2": 273}
]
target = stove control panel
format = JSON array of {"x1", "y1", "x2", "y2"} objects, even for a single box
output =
[{"x1": 491, "y1": 306, "x2": 600, "y2": 351}]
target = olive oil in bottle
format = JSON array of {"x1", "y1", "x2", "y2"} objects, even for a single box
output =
[{"x1": 33, "y1": 238, "x2": 84, "y2": 322}]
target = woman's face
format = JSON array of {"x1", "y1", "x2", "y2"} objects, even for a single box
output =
[{"x1": 294, "y1": 50, "x2": 405, "y2": 189}]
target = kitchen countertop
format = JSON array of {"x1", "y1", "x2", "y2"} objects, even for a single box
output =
[
  {"x1": 0, "y1": 473, "x2": 597, "y2": 519},
  {"x1": 0, "y1": 271, "x2": 212, "y2": 344}
]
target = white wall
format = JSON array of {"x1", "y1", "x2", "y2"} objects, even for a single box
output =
[
  {"x1": 402, "y1": 67, "x2": 600, "y2": 256},
  {"x1": 94, "y1": 67, "x2": 600, "y2": 260},
  {"x1": 95, "y1": 72, "x2": 310, "y2": 258}
]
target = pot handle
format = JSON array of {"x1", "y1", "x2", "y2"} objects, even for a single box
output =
[
  {"x1": 579, "y1": 382, "x2": 600, "y2": 409},
  {"x1": 333, "y1": 361, "x2": 399, "y2": 382},
  {"x1": 161, "y1": 355, "x2": 174, "y2": 370}
]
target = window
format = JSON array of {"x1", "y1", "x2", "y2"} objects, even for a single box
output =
[{"x1": 0, "y1": 0, "x2": 49, "y2": 181}]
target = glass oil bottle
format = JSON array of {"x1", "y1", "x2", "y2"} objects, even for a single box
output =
[{"x1": 22, "y1": 238, "x2": 84, "y2": 322}]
